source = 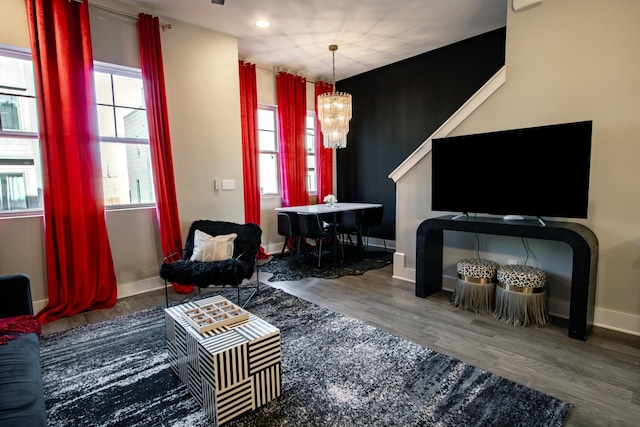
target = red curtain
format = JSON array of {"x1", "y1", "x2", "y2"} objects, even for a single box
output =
[
  {"x1": 315, "y1": 81, "x2": 334, "y2": 202},
  {"x1": 25, "y1": 0, "x2": 117, "y2": 324},
  {"x1": 137, "y1": 14, "x2": 192, "y2": 294},
  {"x1": 276, "y1": 72, "x2": 309, "y2": 207},
  {"x1": 239, "y1": 61, "x2": 268, "y2": 259}
]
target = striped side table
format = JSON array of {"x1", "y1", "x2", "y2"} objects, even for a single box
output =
[{"x1": 165, "y1": 296, "x2": 281, "y2": 425}]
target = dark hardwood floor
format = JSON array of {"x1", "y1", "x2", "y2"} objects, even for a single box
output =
[{"x1": 41, "y1": 263, "x2": 640, "y2": 427}]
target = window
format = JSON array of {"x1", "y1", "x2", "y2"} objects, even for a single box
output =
[
  {"x1": 257, "y1": 107, "x2": 279, "y2": 195},
  {"x1": 305, "y1": 113, "x2": 317, "y2": 194},
  {"x1": 0, "y1": 47, "x2": 43, "y2": 213},
  {"x1": 94, "y1": 63, "x2": 155, "y2": 206},
  {"x1": 257, "y1": 107, "x2": 318, "y2": 196},
  {"x1": 0, "y1": 46, "x2": 156, "y2": 213}
]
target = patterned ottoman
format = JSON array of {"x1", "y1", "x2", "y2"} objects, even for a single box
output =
[
  {"x1": 494, "y1": 264, "x2": 549, "y2": 327},
  {"x1": 165, "y1": 296, "x2": 281, "y2": 425},
  {"x1": 452, "y1": 258, "x2": 500, "y2": 315}
]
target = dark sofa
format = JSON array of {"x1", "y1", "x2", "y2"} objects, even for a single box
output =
[{"x1": 0, "y1": 274, "x2": 47, "y2": 427}]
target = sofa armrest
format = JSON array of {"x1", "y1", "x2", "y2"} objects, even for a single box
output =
[{"x1": 0, "y1": 274, "x2": 34, "y2": 318}]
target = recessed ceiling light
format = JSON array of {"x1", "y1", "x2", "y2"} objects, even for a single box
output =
[{"x1": 256, "y1": 20, "x2": 271, "y2": 28}]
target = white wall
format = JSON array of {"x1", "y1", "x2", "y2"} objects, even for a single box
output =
[{"x1": 394, "y1": 0, "x2": 640, "y2": 335}]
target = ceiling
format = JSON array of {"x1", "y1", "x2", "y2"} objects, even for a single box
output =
[{"x1": 123, "y1": 0, "x2": 507, "y2": 82}]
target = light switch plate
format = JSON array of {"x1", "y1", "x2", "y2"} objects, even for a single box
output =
[{"x1": 222, "y1": 179, "x2": 235, "y2": 190}]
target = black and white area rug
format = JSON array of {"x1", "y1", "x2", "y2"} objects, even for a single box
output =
[
  {"x1": 40, "y1": 285, "x2": 572, "y2": 427},
  {"x1": 260, "y1": 245, "x2": 392, "y2": 282}
]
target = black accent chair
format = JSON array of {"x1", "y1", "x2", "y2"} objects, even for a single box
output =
[
  {"x1": 159, "y1": 220, "x2": 262, "y2": 307},
  {"x1": 297, "y1": 212, "x2": 342, "y2": 267},
  {"x1": 361, "y1": 206, "x2": 385, "y2": 252},
  {"x1": 277, "y1": 212, "x2": 301, "y2": 259}
]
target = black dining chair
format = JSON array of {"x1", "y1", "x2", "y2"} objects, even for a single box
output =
[
  {"x1": 361, "y1": 206, "x2": 385, "y2": 252},
  {"x1": 297, "y1": 212, "x2": 342, "y2": 267},
  {"x1": 337, "y1": 210, "x2": 362, "y2": 248},
  {"x1": 277, "y1": 212, "x2": 301, "y2": 259}
]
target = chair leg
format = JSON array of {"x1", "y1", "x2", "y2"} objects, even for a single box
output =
[
  {"x1": 165, "y1": 279, "x2": 169, "y2": 307},
  {"x1": 317, "y1": 239, "x2": 322, "y2": 268},
  {"x1": 280, "y1": 238, "x2": 287, "y2": 258}
]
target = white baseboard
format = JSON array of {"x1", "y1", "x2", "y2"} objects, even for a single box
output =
[
  {"x1": 117, "y1": 276, "x2": 166, "y2": 299},
  {"x1": 391, "y1": 252, "x2": 414, "y2": 282},
  {"x1": 33, "y1": 299, "x2": 47, "y2": 315},
  {"x1": 32, "y1": 277, "x2": 167, "y2": 314},
  {"x1": 594, "y1": 308, "x2": 640, "y2": 336}
]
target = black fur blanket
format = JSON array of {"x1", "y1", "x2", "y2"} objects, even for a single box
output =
[{"x1": 159, "y1": 258, "x2": 253, "y2": 287}]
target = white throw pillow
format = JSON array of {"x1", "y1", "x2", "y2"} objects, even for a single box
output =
[{"x1": 190, "y1": 230, "x2": 237, "y2": 262}]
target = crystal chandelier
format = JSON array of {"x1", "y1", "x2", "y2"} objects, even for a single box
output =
[{"x1": 317, "y1": 45, "x2": 352, "y2": 149}]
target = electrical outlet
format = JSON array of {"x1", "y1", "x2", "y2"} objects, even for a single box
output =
[{"x1": 507, "y1": 258, "x2": 518, "y2": 265}]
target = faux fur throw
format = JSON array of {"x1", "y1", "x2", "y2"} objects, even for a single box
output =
[
  {"x1": 159, "y1": 257, "x2": 253, "y2": 287},
  {"x1": 0, "y1": 315, "x2": 41, "y2": 345}
]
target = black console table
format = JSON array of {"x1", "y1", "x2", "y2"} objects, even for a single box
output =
[{"x1": 416, "y1": 215, "x2": 598, "y2": 341}]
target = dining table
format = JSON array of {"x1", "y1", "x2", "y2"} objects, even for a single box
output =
[{"x1": 275, "y1": 202, "x2": 383, "y2": 263}]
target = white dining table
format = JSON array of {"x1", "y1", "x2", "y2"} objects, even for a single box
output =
[
  {"x1": 275, "y1": 202, "x2": 383, "y2": 262},
  {"x1": 275, "y1": 202, "x2": 382, "y2": 215}
]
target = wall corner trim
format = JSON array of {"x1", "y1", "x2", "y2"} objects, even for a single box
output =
[{"x1": 388, "y1": 66, "x2": 507, "y2": 183}]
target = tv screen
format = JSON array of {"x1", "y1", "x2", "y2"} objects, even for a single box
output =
[{"x1": 431, "y1": 120, "x2": 593, "y2": 219}]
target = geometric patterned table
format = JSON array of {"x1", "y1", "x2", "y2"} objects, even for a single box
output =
[{"x1": 165, "y1": 295, "x2": 282, "y2": 425}]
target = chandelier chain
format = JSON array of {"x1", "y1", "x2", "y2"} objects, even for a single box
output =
[{"x1": 332, "y1": 49, "x2": 336, "y2": 88}]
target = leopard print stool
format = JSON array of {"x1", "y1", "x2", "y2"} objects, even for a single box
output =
[
  {"x1": 452, "y1": 258, "x2": 499, "y2": 315},
  {"x1": 494, "y1": 264, "x2": 549, "y2": 327}
]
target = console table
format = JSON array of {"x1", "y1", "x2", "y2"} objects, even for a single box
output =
[{"x1": 416, "y1": 215, "x2": 598, "y2": 341}]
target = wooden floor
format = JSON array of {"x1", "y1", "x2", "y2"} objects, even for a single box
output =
[{"x1": 41, "y1": 263, "x2": 640, "y2": 427}]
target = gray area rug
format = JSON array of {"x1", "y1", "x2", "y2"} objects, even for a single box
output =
[
  {"x1": 260, "y1": 245, "x2": 392, "y2": 282},
  {"x1": 40, "y1": 285, "x2": 572, "y2": 426}
]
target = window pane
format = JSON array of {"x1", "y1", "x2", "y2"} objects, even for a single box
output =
[
  {"x1": 259, "y1": 153, "x2": 278, "y2": 195},
  {"x1": 307, "y1": 170, "x2": 317, "y2": 193},
  {"x1": 113, "y1": 74, "x2": 145, "y2": 108},
  {"x1": 258, "y1": 109, "x2": 275, "y2": 131},
  {"x1": 94, "y1": 72, "x2": 113, "y2": 105},
  {"x1": 305, "y1": 134, "x2": 315, "y2": 153},
  {"x1": 100, "y1": 142, "x2": 155, "y2": 205},
  {"x1": 258, "y1": 130, "x2": 276, "y2": 151},
  {"x1": 306, "y1": 115, "x2": 314, "y2": 130},
  {"x1": 0, "y1": 55, "x2": 36, "y2": 96},
  {"x1": 0, "y1": 95, "x2": 38, "y2": 132},
  {"x1": 115, "y1": 107, "x2": 148, "y2": 139},
  {"x1": 97, "y1": 105, "x2": 116, "y2": 137},
  {"x1": 0, "y1": 136, "x2": 43, "y2": 211}
]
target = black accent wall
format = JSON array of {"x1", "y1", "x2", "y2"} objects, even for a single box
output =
[{"x1": 336, "y1": 27, "x2": 506, "y2": 240}]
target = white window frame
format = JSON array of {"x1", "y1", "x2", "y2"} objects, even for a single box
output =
[
  {"x1": 257, "y1": 106, "x2": 320, "y2": 198},
  {"x1": 257, "y1": 105, "x2": 280, "y2": 196},
  {"x1": 305, "y1": 112, "x2": 317, "y2": 195},
  {"x1": 94, "y1": 61, "x2": 155, "y2": 210},
  {"x1": 0, "y1": 44, "x2": 43, "y2": 218}
]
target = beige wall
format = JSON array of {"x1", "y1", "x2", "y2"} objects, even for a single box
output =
[{"x1": 395, "y1": 0, "x2": 640, "y2": 334}]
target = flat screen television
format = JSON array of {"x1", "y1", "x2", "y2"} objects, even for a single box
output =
[{"x1": 431, "y1": 120, "x2": 593, "y2": 220}]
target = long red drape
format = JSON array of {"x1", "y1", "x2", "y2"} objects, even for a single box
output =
[
  {"x1": 239, "y1": 61, "x2": 268, "y2": 259},
  {"x1": 137, "y1": 14, "x2": 192, "y2": 294},
  {"x1": 315, "y1": 81, "x2": 334, "y2": 202},
  {"x1": 25, "y1": 0, "x2": 117, "y2": 324},
  {"x1": 276, "y1": 72, "x2": 309, "y2": 207}
]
